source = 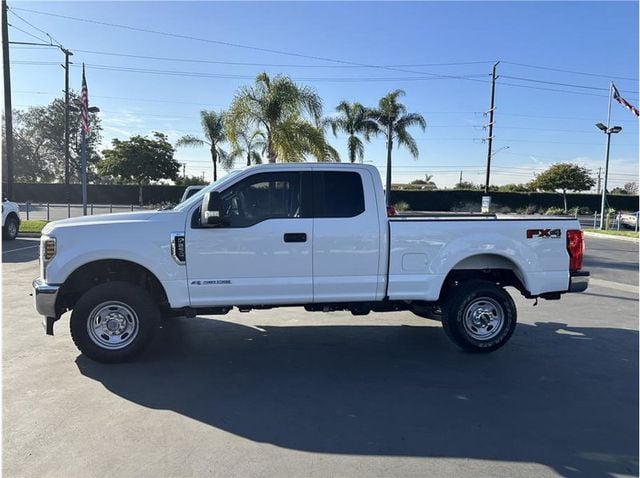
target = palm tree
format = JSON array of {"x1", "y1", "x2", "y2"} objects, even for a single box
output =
[
  {"x1": 370, "y1": 90, "x2": 426, "y2": 204},
  {"x1": 325, "y1": 101, "x2": 378, "y2": 163},
  {"x1": 226, "y1": 72, "x2": 337, "y2": 163},
  {"x1": 176, "y1": 110, "x2": 229, "y2": 181},
  {"x1": 229, "y1": 130, "x2": 266, "y2": 167}
]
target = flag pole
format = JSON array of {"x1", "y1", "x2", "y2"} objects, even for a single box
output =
[
  {"x1": 81, "y1": 63, "x2": 88, "y2": 216},
  {"x1": 599, "y1": 82, "x2": 614, "y2": 229},
  {"x1": 606, "y1": 81, "x2": 613, "y2": 128}
]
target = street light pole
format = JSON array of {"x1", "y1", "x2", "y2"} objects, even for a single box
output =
[
  {"x1": 62, "y1": 48, "x2": 73, "y2": 201},
  {"x1": 595, "y1": 122, "x2": 622, "y2": 229}
]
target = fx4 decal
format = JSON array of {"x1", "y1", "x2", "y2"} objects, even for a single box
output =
[{"x1": 526, "y1": 228, "x2": 562, "y2": 239}]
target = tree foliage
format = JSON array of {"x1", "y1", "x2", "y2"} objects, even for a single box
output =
[
  {"x1": 9, "y1": 92, "x2": 102, "y2": 182},
  {"x1": 498, "y1": 183, "x2": 532, "y2": 192},
  {"x1": 174, "y1": 175, "x2": 208, "y2": 187},
  {"x1": 176, "y1": 110, "x2": 228, "y2": 181},
  {"x1": 370, "y1": 89, "x2": 426, "y2": 160},
  {"x1": 228, "y1": 129, "x2": 265, "y2": 167},
  {"x1": 226, "y1": 72, "x2": 336, "y2": 163},
  {"x1": 325, "y1": 101, "x2": 378, "y2": 163},
  {"x1": 99, "y1": 132, "x2": 179, "y2": 204},
  {"x1": 453, "y1": 181, "x2": 481, "y2": 190},
  {"x1": 530, "y1": 163, "x2": 595, "y2": 212}
]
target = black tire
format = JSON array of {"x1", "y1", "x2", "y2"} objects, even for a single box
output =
[
  {"x1": 441, "y1": 280, "x2": 516, "y2": 353},
  {"x1": 70, "y1": 281, "x2": 160, "y2": 363},
  {"x1": 3, "y1": 216, "x2": 18, "y2": 240},
  {"x1": 411, "y1": 305, "x2": 442, "y2": 321}
]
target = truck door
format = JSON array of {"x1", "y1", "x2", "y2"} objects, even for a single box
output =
[
  {"x1": 312, "y1": 170, "x2": 381, "y2": 302},
  {"x1": 186, "y1": 171, "x2": 313, "y2": 307}
]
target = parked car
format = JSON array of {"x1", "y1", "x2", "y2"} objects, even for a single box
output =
[
  {"x1": 619, "y1": 211, "x2": 639, "y2": 230},
  {"x1": 33, "y1": 163, "x2": 589, "y2": 363},
  {"x1": 179, "y1": 185, "x2": 205, "y2": 203},
  {"x1": 2, "y1": 195, "x2": 20, "y2": 240}
]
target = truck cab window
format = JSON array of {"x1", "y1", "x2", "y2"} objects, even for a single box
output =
[
  {"x1": 219, "y1": 172, "x2": 304, "y2": 227},
  {"x1": 313, "y1": 171, "x2": 365, "y2": 218}
]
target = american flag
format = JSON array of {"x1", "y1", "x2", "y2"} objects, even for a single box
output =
[
  {"x1": 80, "y1": 63, "x2": 89, "y2": 134},
  {"x1": 612, "y1": 83, "x2": 639, "y2": 118}
]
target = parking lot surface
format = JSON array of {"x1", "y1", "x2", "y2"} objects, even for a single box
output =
[{"x1": 3, "y1": 236, "x2": 638, "y2": 477}]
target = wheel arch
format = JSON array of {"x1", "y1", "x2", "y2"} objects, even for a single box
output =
[
  {"x1": 58, "y1": 259, "x2": 170, "y2": 313},
  {"x1": 4, "y1": 211, "x2": 19, "y2": 225},
  {"x1": 438, "y1": 253, "x2": 530, "y2": 300}
]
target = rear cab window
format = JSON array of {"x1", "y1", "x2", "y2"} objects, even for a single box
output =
[{"x1": 313, "y1": 171, "x2": 365, "y2": 218}]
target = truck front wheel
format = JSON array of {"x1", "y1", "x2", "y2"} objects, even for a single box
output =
[
  {"x1": 3, "y1": 216, "x2": 18, "y2": 240},
  {"x1": 441, "y1": 280, "x2": 516, "y2": 353},
  {"x1": 70, "y1": 281, "x2": 160, "y2": 363}
]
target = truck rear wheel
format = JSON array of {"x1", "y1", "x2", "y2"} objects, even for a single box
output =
[
  {"x1": 70, "y1": 281, "x2": 160, "y2": 363},
  {"x1": 441, "y1": 280, "x2": 516, "y2": 353}
]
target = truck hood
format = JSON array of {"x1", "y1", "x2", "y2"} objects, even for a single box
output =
[{"x1": 42, "y1": 211, "x2": 160, "y2": 235}]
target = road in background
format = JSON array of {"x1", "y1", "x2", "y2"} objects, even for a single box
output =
[{"x1": 3, "y1": 235, "x2": 638, "y2": 478}]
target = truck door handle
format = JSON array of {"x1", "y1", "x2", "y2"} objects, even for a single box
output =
[{"x1": 284, "y1": 233, "x2": 307, "y2": 243}]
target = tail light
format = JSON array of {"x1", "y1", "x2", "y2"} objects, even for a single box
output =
[
  {"x1": 566, "y1": 230, "x2": 584, "y2": 271},
  {"x1": 387, "y1": 206, "x2": 397, "y2": 217}
]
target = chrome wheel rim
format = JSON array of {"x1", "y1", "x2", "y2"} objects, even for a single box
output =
[
  {"x1": 7, "y1": 221, "x2": 17, "y2": 237},
  {"x1": 87, "y1": 301, "x2": 139, "y2": 350},
  {"x1": 462, "y1": 297, "x2": 504, "y2": 341}
]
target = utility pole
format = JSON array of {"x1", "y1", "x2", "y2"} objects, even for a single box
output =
[
  {"x1": 482, "y1": 61, "x2": 500, "y2": 212},
  {"x1": 182, "y1": 162, "x2": 186, "y2": 179},
  {"x1": 385, "y1": 116, "x2": 394, "y2": 207},
  {"x1": 62, "y1": 48, "x2": 73, "y2": 202},
  {"x1": 2, "y1": 0, "x2": 14, "y2": 198},
  {"x1": 459, "y1": 170, "x2": 463, "y2": 185},
  {"x1": 596, "y1": 167, "x2": 602, "y2": 195}
]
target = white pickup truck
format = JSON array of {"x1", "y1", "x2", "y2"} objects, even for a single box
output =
[
  {"x1": 2, "y1": 195, "x2": 20, "y2": 241},
  {"x1": 33, "y1": 163, "x2": 589, "y2": 363}
]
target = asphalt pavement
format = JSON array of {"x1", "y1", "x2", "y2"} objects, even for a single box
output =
[{"x1": 2, "y1": 236, "x2": 638, "y2": 478}]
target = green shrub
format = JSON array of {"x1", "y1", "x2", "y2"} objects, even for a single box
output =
[
  {"x1": 393, "y1": 201, "x2": 410, "y2": 212},
  {"x1": 545, "y1": 207, "x2": 566, "y2": 216},
  {"x1": 516, "y1": 205, "x2": 539, "y2": 215},
  {"x1": 498, "y1": 206, "x2": 512, "y2": 214}
]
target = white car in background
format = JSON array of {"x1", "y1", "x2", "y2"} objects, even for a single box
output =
[
  {"x1": 619, "y1": 211, "x2": 639, "y2": 230},
  {"x1": 2, "y1": 195, "x2": 20, "y2": 240}
]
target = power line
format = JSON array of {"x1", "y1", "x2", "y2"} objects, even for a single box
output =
[
  {"x1": 7, "y1": 23, "x2": 48, "y2": 43},
  {"x1": 502, "y1": 74, "x2": 638, "y2": 95},
  {"x1": 502, "y1": 61, "x2": 638, "y2": 82},
  {"x1": 12, "y1": 59, "x2": 490, "y2": 82},
  {"x1": 51, "y1": 47, "x2": 497, "y2": 69},
  {"x1": 8, "y1": 7, "x2": 62, "y2": 47},
  {"x1": 8, "y1": 6, "x2": 495, "y2": 84}
]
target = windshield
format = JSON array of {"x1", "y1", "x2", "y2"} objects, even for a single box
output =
[{"x1": 172, "y1": 170, "x2": 243, "y2": 211}]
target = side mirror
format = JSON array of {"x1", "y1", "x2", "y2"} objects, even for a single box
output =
[{"x1": 201, "y1": 191, "x2": 224, "y2": 226}]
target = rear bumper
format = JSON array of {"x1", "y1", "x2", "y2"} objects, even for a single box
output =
[{"x1": 568, "y1": 271, "x2": 589, "y2": 293}]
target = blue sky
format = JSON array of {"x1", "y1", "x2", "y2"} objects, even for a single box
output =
[{"x1": 7, "y1": 1, "x2": 639, "y2": 188}]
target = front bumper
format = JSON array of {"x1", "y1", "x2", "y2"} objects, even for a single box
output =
[
  {"x1": 569, "y1": 270, "x2": 589, "y2": 293},
  {"x1": 32, "y1": 279, "x2": 61, "y2": 335}
]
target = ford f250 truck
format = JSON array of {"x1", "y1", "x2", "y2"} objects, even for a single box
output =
[{"x1": 33, "y1": 163, "x2": 589, "y2": 363}]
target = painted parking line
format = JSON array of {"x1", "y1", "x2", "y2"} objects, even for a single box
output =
[
  {"x1": 590, "y1": 278, "x2": 638, "y2": 294},
  {"x1": 2, "y1": 245, "x2": 39, "y2": 254}
]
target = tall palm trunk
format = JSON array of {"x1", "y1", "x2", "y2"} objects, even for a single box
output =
[
  {"x1": 349, "y1": 133, "x2": 356, "y2": 163},
  {"x1": 246, "y1": 152, "x2": 251, "y2": 167},
  {"x1": 267, "y1": 136, "x2": 277, "y2": 163},
  {"x1": 385, "y1": 132, "x2": 393, "y2": 207},
  {"x1": 210, "y1": 147, "x2": 218, "y2": 181}
]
